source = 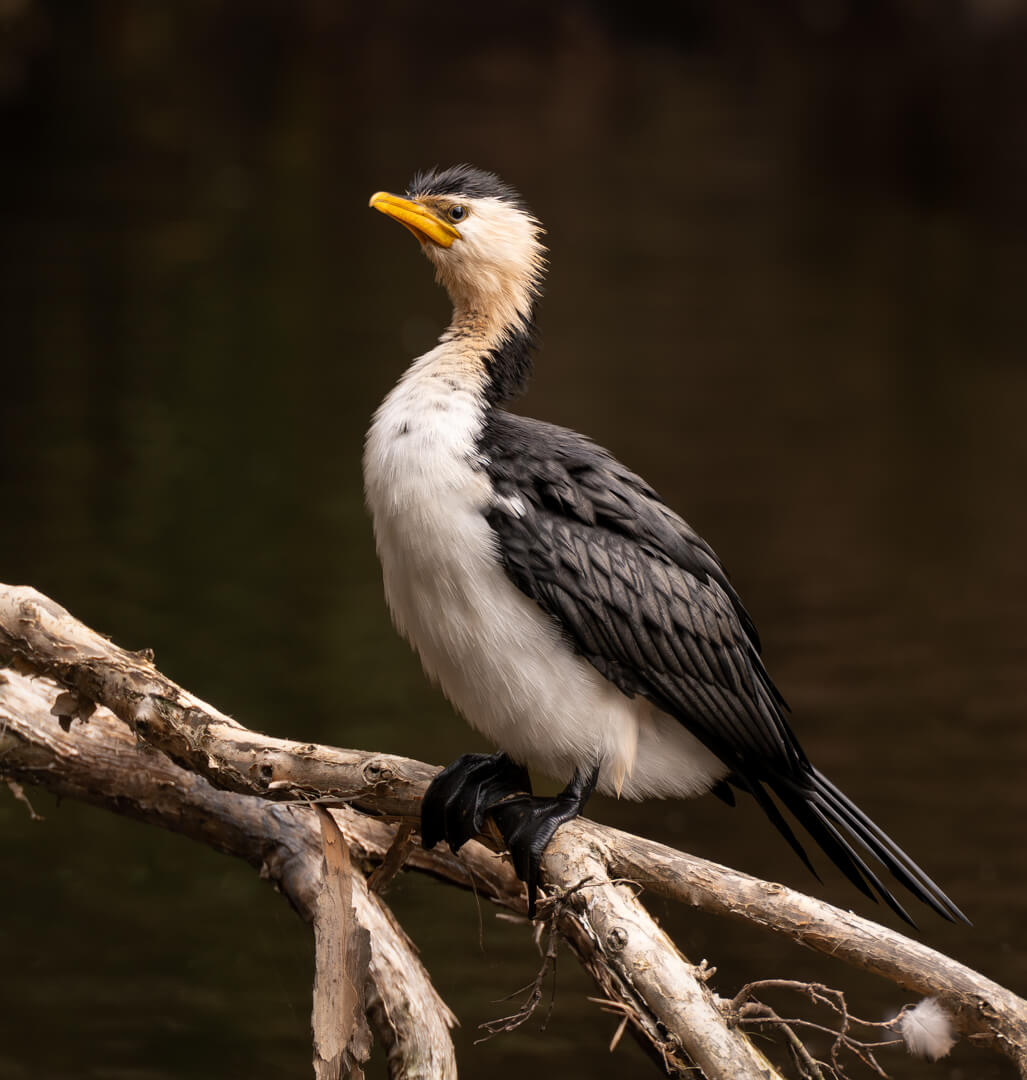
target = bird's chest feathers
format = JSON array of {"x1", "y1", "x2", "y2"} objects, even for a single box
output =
[{"x1": 364, "y1": 362, "x2": 497, "y2": 637}]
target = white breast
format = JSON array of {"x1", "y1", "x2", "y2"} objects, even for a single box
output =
[{"x1": 363, "y1": 347, "x2": 727, "y2": 800}]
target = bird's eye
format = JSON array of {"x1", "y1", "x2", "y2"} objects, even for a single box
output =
[{"x1": 447, "y1": 205, "x2": 468, "y2": 222}]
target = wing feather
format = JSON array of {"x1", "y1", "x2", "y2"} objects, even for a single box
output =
[
  {"x1": 476, "y1": 410, "x2": 967, "y2": 925},
  {"x1": 480, "y1": 412, "x2": 798, "y2": 776}
]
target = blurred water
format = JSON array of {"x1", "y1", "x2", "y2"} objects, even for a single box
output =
[{"x1": 1, "y1": 7, "x2": 1025, "y2": 1079}]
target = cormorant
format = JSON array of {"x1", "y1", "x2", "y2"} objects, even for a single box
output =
[{"x1": 364, "y1": 164, "x2": 966, "y2": 926}]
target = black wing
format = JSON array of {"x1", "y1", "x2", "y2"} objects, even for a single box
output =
[{"x1": 478, "y1": 411, "x2": 966, "y2": 925}]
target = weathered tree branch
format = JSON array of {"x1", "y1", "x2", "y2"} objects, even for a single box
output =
[
  {"x1": 0, "y1": 663, "x2": 457, "y2": 1080},
  {"x1": 0, "y1": 662, "x2": 778, "y2": 1079},
  {"x1": 2, "y1": 582, "x2": 1026, "y2": 1078}
]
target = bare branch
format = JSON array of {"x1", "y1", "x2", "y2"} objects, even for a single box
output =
[
  {"x1": 3, "y1": 582, "x2": 1027, "y2": 1078},
  {"x1": 586, "y1": 820, "x2": 1027, "y2": 1072},
  {"x1": 541, "y1": 844, "x2": 785, "y2": 1078},
  {"x1": 0, "y1": 666, "x2": 457, "y2": 1080}
]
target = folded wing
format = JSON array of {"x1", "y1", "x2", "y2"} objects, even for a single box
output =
[{"x1": 478, "y1": 411, "x2": 967, "y2": 925}]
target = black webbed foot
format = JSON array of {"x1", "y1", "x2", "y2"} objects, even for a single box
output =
[
  {"x1": 421, "y1": 751, "x2": 532, "y2": 853},
  {"x1": 491, "y1": 764, "x2": 599, "y2": 917}
]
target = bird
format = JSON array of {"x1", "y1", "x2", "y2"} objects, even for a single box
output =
[{"x1": 364, "y1": 164, "x2": 967, "y2": 927}]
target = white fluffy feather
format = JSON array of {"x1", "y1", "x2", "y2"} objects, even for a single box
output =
[{"x1": 898, "y1": 997, "x2": 957, "y2": 1061}]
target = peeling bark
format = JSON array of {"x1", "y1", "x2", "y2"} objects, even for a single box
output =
[{"x1": 313, "y1": 805, "x2": 373, "y2": 1079}]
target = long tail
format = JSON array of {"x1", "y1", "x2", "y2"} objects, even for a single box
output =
[{"x1": 743, "y1": 768, "x2": 969, "y2": 927}]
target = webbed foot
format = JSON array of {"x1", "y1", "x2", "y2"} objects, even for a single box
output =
[
  {"x1": 421, "y1": 751, "x2": 532, "y2": 853},
  {"x1": 491, "y1": 764, "x2": 599, "y2": 917}
]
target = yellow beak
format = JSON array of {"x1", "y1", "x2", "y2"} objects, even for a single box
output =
[{"x1": 368, "y1": 191, "x2": 460, "y2": 248}]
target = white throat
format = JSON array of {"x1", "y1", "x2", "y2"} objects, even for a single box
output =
[{"x1": 363, "y1": 340, "x2": 488, "y2": 523}]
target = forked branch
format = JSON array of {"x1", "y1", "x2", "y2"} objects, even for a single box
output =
[{"x1": 2, "y1": 583, "x2": 1026, "y2": 1078}]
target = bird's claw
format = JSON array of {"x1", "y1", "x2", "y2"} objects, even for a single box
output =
[
  {"x1": 490, "y1": 793, "x2": 585, "y2": 916},
  {"x1": 421, "y1": 751, "x2": 532, "y2": 853},
  {"x1": 423, "y1": 756, "x2": 598, "y2": 918},
  {"x1": 492, "y1": 764, "x2": 600, "y2": 917}
]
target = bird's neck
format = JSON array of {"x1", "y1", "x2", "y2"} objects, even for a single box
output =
[{"x1": 440, "y1": 298, "x2": 537, "y2": 406}]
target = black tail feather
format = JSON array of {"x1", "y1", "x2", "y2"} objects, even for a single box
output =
[
  {"x1": 772, "y1": 783, "x2": 897, "y2": 910},
  {"x1": 735, "y1": 775, "x2": 821, "y2": 883},
  {"x1": 736, "y1": 767, "x2": 968, "y2": 928},
  {"x1": 710, "y1": 778, "x2": 737, "y2": 807},
  {"x1": 804, "y1": 799, "x2": 917, "y2": 926},
  {"x1": 810, "y1": 769, "x2": 970, "y2": 925}
]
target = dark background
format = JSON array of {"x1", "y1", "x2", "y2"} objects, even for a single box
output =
[{"x1": 1, "y1": 3, "x2": 1025, "y2": 1077}]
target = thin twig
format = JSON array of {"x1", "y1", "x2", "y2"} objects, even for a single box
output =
[
  {"x1": 476, "y1": 914, "x2": 562, "y2": 1041},
  {"x1": 730, "y1": 980, "x2": 911, "y2": 1080},
  {"x1": 5, "y1": 778, "x2": 43, "y2": 820}
]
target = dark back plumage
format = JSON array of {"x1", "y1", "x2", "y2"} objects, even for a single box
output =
[
  {"x1": 479, "y1": 411, "x2": 794, "y2": 768},
  {"x1": 478, "y1": 410, "x2": 966, "y2": 925}
]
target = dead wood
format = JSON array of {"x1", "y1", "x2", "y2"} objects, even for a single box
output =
[
  {"x1": 0, "y1": 664, "x2": 457, "y2": 1080},
  {"x1": 2, "y1": 582, "x2": 1026, "y2": 1078},
  {"x1": 313, "y1": 805, "x2": 374, "y2": 1079}
]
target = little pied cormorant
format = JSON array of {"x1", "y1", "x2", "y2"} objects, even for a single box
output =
[{"x1": 364, "y1": 164, "x2": 966, "y2": 926}]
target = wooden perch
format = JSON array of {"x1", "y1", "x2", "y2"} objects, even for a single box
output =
[
  {"x1": 2, "y1": 582, "x2": 1026, "y2": 1079},
  {"x1": 0, "y1": 658, "x2": 457, "y2": 1079}
]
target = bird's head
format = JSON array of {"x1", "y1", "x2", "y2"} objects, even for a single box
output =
[{"x1": 369, "y1": 165, "x2": 546, "y2": 336}]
